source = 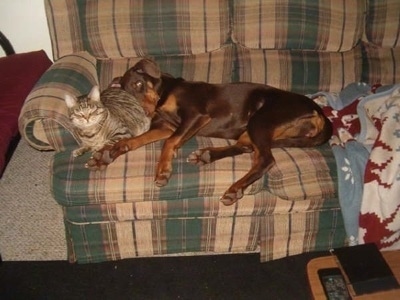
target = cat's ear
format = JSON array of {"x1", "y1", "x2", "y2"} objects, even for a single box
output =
[
  {"x1": 65, "y1": 94, "x2": 77, "y2": 108},
  {"x1": 88, "y1": 85, "x2": 101, "y2": 102}
]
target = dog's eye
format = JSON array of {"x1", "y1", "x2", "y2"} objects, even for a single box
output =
[{"x1": 135, "y1": 81, "x2": 144, "y2": 91}]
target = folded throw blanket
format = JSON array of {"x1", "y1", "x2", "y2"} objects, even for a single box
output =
[{"x1": 358, "y1": 84, "x2": 400, "y2": 250}]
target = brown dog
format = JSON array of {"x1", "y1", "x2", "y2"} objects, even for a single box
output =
[{"x1": 87, "y1": 59, "x2": 332, "y2": 206}]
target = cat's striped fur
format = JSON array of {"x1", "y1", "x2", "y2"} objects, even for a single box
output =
[{"x1": 65, "y1": 85, "x2": 151, "y2": 157}]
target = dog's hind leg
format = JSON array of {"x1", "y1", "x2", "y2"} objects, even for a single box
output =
[
  {"x1": 187, "y1": 132, "x2": 253, "y2": 165},
  {"x1": 220, "y1": 144, "x2": 275, "y2": 206},
  {"x1": 219, "y1": 110, "x2": 277, "y2": 205}
]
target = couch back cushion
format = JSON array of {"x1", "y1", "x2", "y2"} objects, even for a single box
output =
[
  {"x1": 362, "y1": 45, "x2": 400, "y2": 86},
  {"x1": 45, "y1": 0, "x2": 231, "y2": 60},
  {"x1": 236, "y1": 44, "x2": 363, "y2": 94},
  {"x1": 232, "y1": 0, "x2": 366, "y2": 52},
  {"x1": 362, "y1": 0, "x2": 400, "y2": 85},
  {"x1": 97, "y1": 46, "x2": 235, "y2": 89},
  {"x1": 365, "y1": 0, "x2": 400, "y2": 47}
]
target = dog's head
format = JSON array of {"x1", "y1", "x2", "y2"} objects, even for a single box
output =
[{"x1": 120, "y1": 58, "x2": 162, "y2": 117}]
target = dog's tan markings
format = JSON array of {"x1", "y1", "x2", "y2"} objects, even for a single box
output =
[
  {"x1": 236, "y1": 132, "x2": 254, "y2": 152},
  {"x1": 162, "y1": 95, "x2": 178, "y2": 113},
  {"x1": 143, "y1": 90, "x2": 160, "y2": 116},
  {"x1": 144, "y1": 87, "x2": 159, "y2": 102},
  {"x1": 147, "y1": 81, "x2": 154, "y2": 89},
  {"x1": 119, "y1": 128, "x2": 172, "y2": 152},
  {"x1": 272, "y1": 110, "x2": 325, "y2": 140},
  {"x1": 220, "y1": 145, "x2": 275, "y2": 206},
  {"x1": 155, "y1": 136, "x2": 179, "y2": 186},
  {"x1": 272, "y1": 122, "x2": 301, "y2": 139},
  {"x1": 187, "y1": 131, "x2": 254, "y2": 166},
  {"x1": 86, "y1": 126, "x2": 175, "y2": 171},
  {"x1": 309, "y1": 110, "x2": 325, "y2": 136}
]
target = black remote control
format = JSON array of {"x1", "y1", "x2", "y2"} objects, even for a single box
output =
[{"x1": 318, "y1": 268, "x2": 350, "y2": 300}]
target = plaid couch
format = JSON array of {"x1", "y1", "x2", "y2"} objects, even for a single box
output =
[{"x1": 19, "y1": 0, "x2": 400, "y2": 263}]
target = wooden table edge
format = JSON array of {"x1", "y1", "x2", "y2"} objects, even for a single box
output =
[{"x1": 307, "y1": 250, "x2": 400, "y2": 299}]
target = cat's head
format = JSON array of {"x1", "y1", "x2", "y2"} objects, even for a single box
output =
[{"x1": 65, "y1": 86, "x2": 107, "y2": 129}]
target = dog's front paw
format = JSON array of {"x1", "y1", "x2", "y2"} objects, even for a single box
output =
[
  {"x1": 187, "y1": 149, "x2": 211, "y2": 165},
  {"x1": 155, "y1": 171, "x2": 171, "y2": 187},
  {"x1": 85, "y1": 144, "x2": 115, "y2": 170},
  {"x1": 72, "y1": 149, "x2": 83, "y2": 158},
  {"x1": 220, "y1": 188, "x2": 244, "y2": 206},
  {"x1": 86, "y1": 151, "x2": 110, "y2": 171},
  {"x1": 109, "y1": 139, "x2": 132, "y2": 158},
  {"x1": 72, "y1": 146, "x2": 89, "y2": 157}
]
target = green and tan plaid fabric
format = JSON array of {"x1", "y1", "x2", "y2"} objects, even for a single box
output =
[
  {"x1": 19, "y1": 51, "x2": 98, "y2": 151},
  {"x1": 236, "y1": 44, "x2": 363, "y2": 94},
  {"x1": 260, "y1": 207, "x2": 345, "y2": 261},
  {"x1": 365, "y1": 0, "x2": 400, "y2": 48},
  {"x1": 266, "y1": 144, "x2": 337, "y2": 200},
  {"x1": 64, "y1": 215, "x2": 262, "y2": 263},
  {"x1": 51, "y1": 134, "x2": 343, "y2": 264},
  {"x1": 232, "y1": 0, "x2": 365, "y2": 52},
  {"x1": 45, "y1": 0, "x2": 231, "y2": 60},
  {"x1": 97, "y1": 45, "x2": 235, "y2": 90},
  {"x1": 63, "y1": 188, "x2": 341, "y2": 224},
  {"x1": 362, "y1": 0, "x2": 400, "y2": 86},
  {"x1": 51, "y1": 139, "x2": 337, "y2": 208},
  {"x1": 62, "y1": 193, "x2": 344, "y2": 263},
  {"x1": 362, "y1": 43, "x2": 400, "y2": 85}
]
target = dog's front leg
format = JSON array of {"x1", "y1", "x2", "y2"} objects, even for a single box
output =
[
  {"x1": 155, "y1": 115, "x2": 211, "y2": 186},
  {"x1": 86, "y1": 127, "x2": 173, "y2": 170},
  {"x1": 155, "y1": 135, "x2": 181, "y2": 187}
]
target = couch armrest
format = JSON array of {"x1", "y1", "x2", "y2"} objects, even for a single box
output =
[{"x1": 18, "y1": 51, "x2": 98, "y2": 152}]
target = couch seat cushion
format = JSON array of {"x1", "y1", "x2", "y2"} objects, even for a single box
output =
[{"x1": 51, "y1": 136, "x2": 337, "y2": 209}]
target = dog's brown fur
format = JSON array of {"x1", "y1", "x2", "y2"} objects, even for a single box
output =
[{"x1": 87, "y1": 59, "x2": 332, "y2": 205}]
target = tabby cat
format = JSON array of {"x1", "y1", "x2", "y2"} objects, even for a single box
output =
[{"x1": 65, "y1": 85, "x2": 151, "y2": 157}]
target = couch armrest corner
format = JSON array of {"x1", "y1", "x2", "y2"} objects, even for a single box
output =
[{"x1": 18, "y1": 51, "x2": 98, "y2": 152}]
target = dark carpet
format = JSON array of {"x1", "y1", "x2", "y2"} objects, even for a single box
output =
[{"x1": 0, "y1": 251, "x2": 328, "y2": 299}]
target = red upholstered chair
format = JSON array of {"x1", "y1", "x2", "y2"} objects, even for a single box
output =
[{"x1": 0, "y1": 32, "x2": 52, "y2": 177}]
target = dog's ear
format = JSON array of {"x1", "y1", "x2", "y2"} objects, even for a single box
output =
[
  {"x1": 134, "y1": 58, "x2": 161, "y2": 79},
  {"x1": 109, "y1": 76, "x2": 122, "y2": 88}
]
